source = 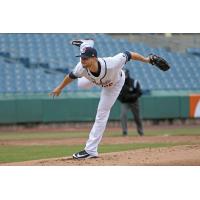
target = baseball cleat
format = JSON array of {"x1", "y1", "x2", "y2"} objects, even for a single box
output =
[
  {"x1": 122, "y1": 131, "x2": 128, "y2": 136},
  {"x1": 72, "y1": 150, "x2": 97, "y2": 159},
  {"x1": 70, "y1": 39, "x2": 94, "y2": 47},
  {"x1": 138, "y1": 131, "x2": 144, "y2": 136},
  {"x1": 71, "y1": 40, "x2": 83, "y2": 47}
]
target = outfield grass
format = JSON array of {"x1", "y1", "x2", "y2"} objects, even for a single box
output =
[
  {"x1": 0, "y1": 126, "x2": 200, "y2": 163},
  {"x1": 0, "y1": 126, "x2": 200, "y2": 140}
]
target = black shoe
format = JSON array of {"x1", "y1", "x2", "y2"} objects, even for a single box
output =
[
  {"x1": 122, "y1": 131, "x2": 128, "y2": 136},
  {"x1": 71, "y1": 40, "x2": 83, "y2": 47},
  {"x1": 138, "y1": 132, "x2": 144, "y2": 136},
  {"x1": 72, "y1": 150, "x2": 97, "y2": 159},
  {"x1": 71, "y1": 39, "x2": 94, "y2": 47}
]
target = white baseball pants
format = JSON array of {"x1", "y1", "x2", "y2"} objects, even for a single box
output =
[
  {"x1": 77, "y1": 39, "x2": 125, "y2": 156},
  {"x1": 78, "y1": 72, "x2": 125, "y2": 156}
]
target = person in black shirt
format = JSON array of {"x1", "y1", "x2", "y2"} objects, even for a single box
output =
[{"x1": 118, "y1": 69, "x2": 144, "y2": 136}]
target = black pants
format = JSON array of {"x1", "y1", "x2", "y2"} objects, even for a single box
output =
[{"x1": 120, "y1": 100, "x2": 144, "y2": 135}]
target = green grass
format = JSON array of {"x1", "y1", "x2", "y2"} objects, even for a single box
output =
[
  {"x1": 0, "y1": 126, "x2": 200, "y2": 140},
  {"x1": 0, "y1": 145, "x2": 82, "y2": 163},
  {"x1": 0, "y1": 142, "x2": 193, "y2": 163},
  {"x1": 137, "y1": 127, "x2": 200, "y2": 136},
  {"x1": 99, "y1": 142, "x2": 185, "y2": 153},
  {"x1": 0, "y1": 132, "x2": 86, "y2": 140},
  {"x1": 0, "y1": 126, "x2": 200, "y2": 163}
]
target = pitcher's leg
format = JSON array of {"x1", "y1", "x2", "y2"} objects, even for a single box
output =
[
  {"x1": 85, "y1": 73, "x2": 125, "y2": 156},
  {"x1": 78, "y1": 77, "x2": 95, "y2": 89},
  {"x1": 71, "y1": 39, "x2": 94, "y2": 49},
  {"x1": 80, "y1": 39, "x2": 94, "y2": 51},
  {"x1": 85, "y1": 104, "x2": 111, "y2": 156}
]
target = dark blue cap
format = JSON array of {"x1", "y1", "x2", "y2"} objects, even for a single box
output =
[{"x1": 76, "y1": 47, "x2": 97, "y2": 58}]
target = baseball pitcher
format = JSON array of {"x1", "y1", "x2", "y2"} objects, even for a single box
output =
[{"x1": 49, "y1": 39, "x2": 170, "y2": 159}]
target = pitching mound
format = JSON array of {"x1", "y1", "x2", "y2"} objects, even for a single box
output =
[{"x1": 3, "y1": 144, "x2": 200, "y2": 166}]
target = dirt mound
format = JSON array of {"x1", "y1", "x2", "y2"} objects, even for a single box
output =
[{"x1": 3, "y1": 144, "x2": 200, "y2": 166}]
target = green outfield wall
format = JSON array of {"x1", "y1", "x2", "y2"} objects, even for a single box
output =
[{"x1": 0, "y1": 94, "x2": 190, "y2": 124}]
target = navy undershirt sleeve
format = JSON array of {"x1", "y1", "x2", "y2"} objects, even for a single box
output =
[
  {"x1": 69, "y1": 72, "x2": 78, "y2": 79},
  {"x1": 123, "y1": 51, "x2": 132, "y2": 62}
]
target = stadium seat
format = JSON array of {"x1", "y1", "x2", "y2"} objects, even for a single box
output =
[{"x1": 0, "y1": 33, "x2": 200, "y2": 94}]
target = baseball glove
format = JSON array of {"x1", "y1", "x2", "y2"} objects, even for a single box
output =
[{"x1": 149, "y1": 54, "x2": 170, "y2": 71}]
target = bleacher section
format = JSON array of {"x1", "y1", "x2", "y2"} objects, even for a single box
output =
[{"x1": 0, "y1": 33, "x2": 200, "y2": 94}]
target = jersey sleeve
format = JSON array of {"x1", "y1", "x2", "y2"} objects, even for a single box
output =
[
  {"x1": 72, "y1": 62, "x2": 85, "y2": 78},
  {"x1": 111, "y1": 51, "x2": 131, "y2": 69}
]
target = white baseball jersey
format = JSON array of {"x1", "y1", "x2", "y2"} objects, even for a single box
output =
[{"x1": 71, "y1": 52, "x2": 130, "y2": 87}]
